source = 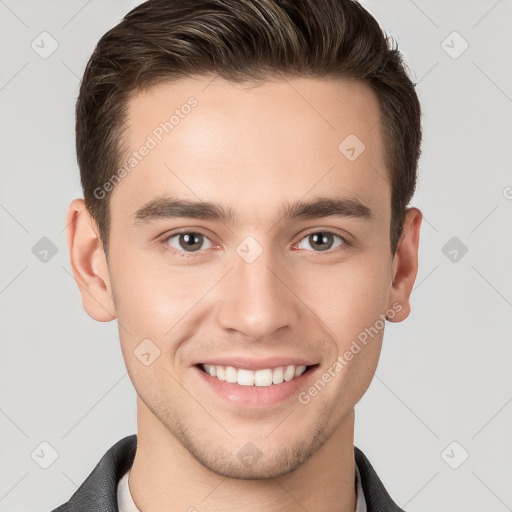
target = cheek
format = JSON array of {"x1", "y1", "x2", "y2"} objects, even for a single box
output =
[
  {"x1": 294, "y1": 252, "x2": 392, "y2": 339},
  {"x1": 107, "y1": 252, "x2": 185, "y2": 380},
  {"x1": 109, "y1": 249, "x2": 190, "y2": 334},
  {"x1": 296, "y1": 253, "x2": 390, "y2": 400}
]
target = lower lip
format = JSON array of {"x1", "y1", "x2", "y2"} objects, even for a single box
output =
[{"x1": 194, "y1": 365, "x2": 317, "y2": 407}]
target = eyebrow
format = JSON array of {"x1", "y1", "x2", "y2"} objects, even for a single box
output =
[{"x1": 133, "y1": 195, "x2": 374, "y2": 227}]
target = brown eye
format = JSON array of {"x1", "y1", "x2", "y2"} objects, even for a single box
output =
[
  {"x1": 165, "y1": 232, "x2": 212, "y2": 253},
  {"x1": 297, "y1": 231, "x2": 345, "y2": 252}
]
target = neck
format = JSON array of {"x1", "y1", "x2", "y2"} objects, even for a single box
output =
[{"x1": 129, "y1": 398, "x2": 357, "y2": 512}]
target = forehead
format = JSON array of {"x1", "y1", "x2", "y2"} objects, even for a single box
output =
[{"x1": 110, "y1": 75, "x2": 389, "y2": 228}]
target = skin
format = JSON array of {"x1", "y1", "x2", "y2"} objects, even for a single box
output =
[{"x1": 67, "y1": 75, "x2": 422, "y2": 512}]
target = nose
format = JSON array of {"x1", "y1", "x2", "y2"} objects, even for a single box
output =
[{"x1": 215, "y1": 241, "x2": 301, "y2": 341}]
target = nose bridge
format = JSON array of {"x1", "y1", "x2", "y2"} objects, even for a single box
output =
[{"x1": 216, "y1": 235, "x2": 299, "y2": 340}]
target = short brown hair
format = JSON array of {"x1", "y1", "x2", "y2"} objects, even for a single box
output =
[{"x1": 76, "y1": 0, "x2": 421, "y2": 257}]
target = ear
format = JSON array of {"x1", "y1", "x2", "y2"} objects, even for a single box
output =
[
  {"x1": 66, "y1": 198, "x2": 117, "y2": 321},
  {"x1": 387, "y1": 207, "x2": 422, "y2": 322}
]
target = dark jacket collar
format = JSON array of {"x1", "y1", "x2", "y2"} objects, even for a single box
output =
[
  {"x1": 52, "y1": 435, "x2": 404, "y2": 512},
  {"x1": 354, "y1": 446, "x2": 405, "y2": 511}
]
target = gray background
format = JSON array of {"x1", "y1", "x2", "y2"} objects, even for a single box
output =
[{"x1": 0, "y1": 0, "x2": 511, "y2": 511}]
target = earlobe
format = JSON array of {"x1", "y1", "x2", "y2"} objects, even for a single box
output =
[
  {"x1": 66, "y1": 198, "x2": 117, "y2": 322},
  {"x1": 387, "y1": 207, "x2": 422, "y2": 323}
]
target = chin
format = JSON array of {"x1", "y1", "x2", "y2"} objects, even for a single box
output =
[{"x1": 184, "y1": 425, "x2": 327, "y2": 480}]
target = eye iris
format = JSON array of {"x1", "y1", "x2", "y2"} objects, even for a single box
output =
[
  {"x1": 180, "y1": 233, "x2": 202, "y2": 252},
  {"x1": 310, "y1": 232, "x2": 333, "y2": 251}
]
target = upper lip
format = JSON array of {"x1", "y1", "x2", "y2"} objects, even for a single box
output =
[{"x1": 195, "y1": 356, "x2": 317, "y2": 371}]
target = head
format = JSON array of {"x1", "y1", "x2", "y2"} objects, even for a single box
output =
[{"x1": 68, "y1": 0, "x2": 422, "y2": 479}]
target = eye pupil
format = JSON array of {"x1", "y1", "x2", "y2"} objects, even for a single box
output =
[
  {"x1": 310, "y1": 232, "x2": 333, "y2": 251},
  {"x1": 180, "y1": 233, "x2": 202, "y2": 251}
]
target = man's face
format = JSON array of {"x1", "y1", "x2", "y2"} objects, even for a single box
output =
[{"x1": 100, "y1": 76, "x2": 402, "y2": 478}]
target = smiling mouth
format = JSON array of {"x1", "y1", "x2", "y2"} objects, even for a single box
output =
[{"x1": 198, "y1": 363, "x2": 318, "y2": 387}]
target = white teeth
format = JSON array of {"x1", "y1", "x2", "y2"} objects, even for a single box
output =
[
  {"x1": 295, "y1": 365, "x2": 306, "y2": 377},
  {"x1": 225, "y1": 366, "x2": 238, "y2": 383},
  {"x1": 201, "y1": 363, "x2": 309, "y2": 387},
  {"x1": 283, "y1": 365, "x2": 296, "y2": 381},
  {"x1": 203, "y1": 364, "x2": 216, "y2": 377},
  {"x1": 237, "y1": 369, "x2": 255, "y2": 386},
  {"x1": 254, "y1": 369, "x2": 273, "y2": 387},
  {"x1": 272, "y1": 366, "x2": 284, "y2": 384}
]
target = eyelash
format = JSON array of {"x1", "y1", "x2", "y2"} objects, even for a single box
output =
[{"x1": 158, "y1": 229, "x2": 350, "y2": 258}]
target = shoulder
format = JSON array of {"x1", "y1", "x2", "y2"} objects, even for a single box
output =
[
  {"x1": 50, "y1": 435, "x2": 137, "y2": 512},
  {"x1": 354, "y1": 446, "x2": 406, "y2": 512}
]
